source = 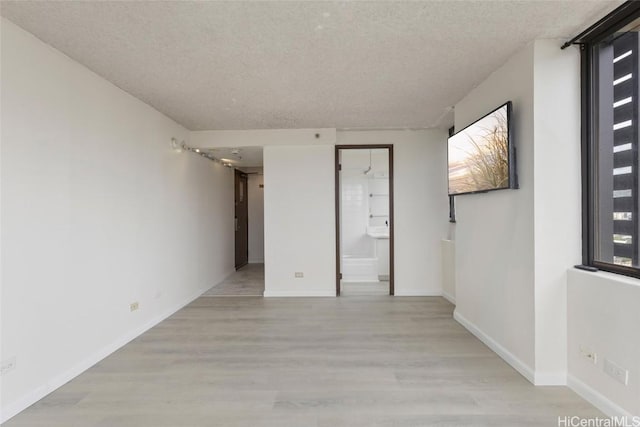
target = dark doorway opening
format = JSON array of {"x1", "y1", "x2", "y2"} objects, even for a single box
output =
[{"x1": 235, "y1": 170, "x2": 249, "y2": 270}]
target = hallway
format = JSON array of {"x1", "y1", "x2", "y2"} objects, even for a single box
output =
[{"x1": 202, "y1": 263, "x2": 265, "y2": 297}]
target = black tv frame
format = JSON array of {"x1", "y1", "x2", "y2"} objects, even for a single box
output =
[{"x1": 447, "y1": 101, "x2": 518, "y2": 197}]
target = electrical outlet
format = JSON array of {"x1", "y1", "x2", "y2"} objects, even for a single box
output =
[
  {"x1": 604, "y1": 358, "x2": 628, "y2": 385},
  {"x1": 130, "y1": 302, "x2": 139, "y2": 312},
  {"x1": 294, "y1": 272, "x2": 304, "y2": 278},
  {"x1": 1, "y1": 357, "x2": 16, "y2": 376},
  {"x1": 579, "y1": 345, "x2": 598, "y2": 364}
]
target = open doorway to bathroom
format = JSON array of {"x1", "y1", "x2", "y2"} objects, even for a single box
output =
[{"x1": 335, "y1": 145, "x2": 393, "y2": 296}]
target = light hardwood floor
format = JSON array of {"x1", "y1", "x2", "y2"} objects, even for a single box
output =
[
  {"x1": 4, "y1": 296, "x2": 600, "y2": 426},
  {"x1": 202, "y1": 263, "x2": 265, "y2": 296}
]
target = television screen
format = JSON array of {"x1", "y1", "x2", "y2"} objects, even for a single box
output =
[{"x1": 448, "y1": 102, "x2": 516, "y2": 196}]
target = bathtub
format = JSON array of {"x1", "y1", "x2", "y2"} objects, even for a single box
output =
[{"x1": 342, "y1": 256, "x2": 379, "y2": 282}]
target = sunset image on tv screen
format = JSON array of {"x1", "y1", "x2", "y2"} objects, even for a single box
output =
[{"x1": 448, "y1": 104, "x2": 509, "y2": 195}]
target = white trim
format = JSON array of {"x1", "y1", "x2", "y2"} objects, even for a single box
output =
[
  {"x1": 263, "y1": 290, "x2": 336, "y2": 297},
  {"x1": 453, "y1": 309, "x2": 535, "y2": 384},
  {"x1": 442, "y1": 290, "x2": 456, "y2": 305},
  {"x1": 569, "y1": 267, "x2": 640, "y2": 289},
  {"x1": 394, "y1": 290, "x2": 442, "y2": 297},
  {"x1": 0, "y1": 283, "x2": 212, "y2": 424},
  {"x1": 248, "y1": 259, "x2": 264, "y2": 264},
  {"x1": 534, "y1": 371, "x2": 566, "y2": 386},
  {"x1": 567, "y1": 374, "x2": 636, "y2": 418}
]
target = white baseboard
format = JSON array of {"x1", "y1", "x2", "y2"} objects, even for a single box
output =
[
  {"x1": 453, "y1": 309, "x2": 535, "y2": 385},
  {"x1": 534, "y1": 371, "x2": 566, "y2": 386},
  {"x1": 0, "y1": 283, "x2": 211, "y2": 424},
  {"x1": 263, "y1": 290, "x2": 336, "y2": 297},
  {"x1": 567, "y1": 374, "x2": 636, "y2": 418},
  {"x1": 442, "y1": 290, "x2": 456, "y2": 305},
  {"x1": 248, "y1": 259, "x2": 264, "y2": 264},
  {"x1": 394, "y1": 289, "x2": 442, "y2": 297}
]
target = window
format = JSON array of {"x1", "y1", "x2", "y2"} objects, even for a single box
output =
[{"x1": 578, "y1": 2, "x2": 640, "y2": 277}]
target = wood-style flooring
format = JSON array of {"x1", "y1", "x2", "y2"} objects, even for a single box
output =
[
  {"x1": 202, "y1": 263, "x2": 265, "y2": 297},
  {"x1": 3, "y1": 295, "x2": 600, "y2": 426}
]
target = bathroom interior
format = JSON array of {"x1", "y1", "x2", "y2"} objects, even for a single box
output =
[{"x1": 339, "y1": 148, "x2": 391, "y2": 296}]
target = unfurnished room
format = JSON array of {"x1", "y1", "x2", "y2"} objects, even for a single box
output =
[{"x1": 1, "y1": 1, "x2": 640, "y2": 426}]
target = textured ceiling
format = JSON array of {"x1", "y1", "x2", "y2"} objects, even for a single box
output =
[
  {"x1": 0, "y1": 1, "x2": 621, "y2": 130},
  {"x1": 208, "y1": 146, "x2": 263, "y2": 168}
]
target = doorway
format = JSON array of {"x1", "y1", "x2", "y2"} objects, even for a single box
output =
[
  {"x1": 235, "y1": 169, "x2": 249, "y2": 270},
  {"x1": 335, "y1": 145, "x2": 394, "y2": 296}
]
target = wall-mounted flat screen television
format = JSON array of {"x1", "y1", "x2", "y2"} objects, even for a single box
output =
[{"x1": 448, "y1": 101, "x2": 517, "y2": 196}]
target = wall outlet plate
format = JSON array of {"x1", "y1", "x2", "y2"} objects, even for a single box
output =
[
  {"x1": 604, "y1": 358, "x2": 628, "y2": 385},
  {"x1": 294, "y1": 272, "x2": 304, "y2": 278},
  {"x1": 1, "y1": 357, "x2": 17, "y2": 376},
  {"x1": 579, "y1": 345, "x2": 597, "y2": 364},
  {"x1": 130, "y1": 302, "x2": 139, "y2": 312}
]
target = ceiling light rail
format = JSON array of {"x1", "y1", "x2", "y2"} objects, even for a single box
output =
[{"x1": 170, "y1": 137, "x2": 233, "y2": 167}]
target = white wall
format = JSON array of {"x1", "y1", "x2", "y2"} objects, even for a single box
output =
[
  {"x1": 191, "y1": 128, "x2": 337, "y2": 148},
  {"x1": 452, "y1": 39, "x2": 585, "y2": 386},
  {"x1": 567, "y1": 270, "x2": 640, "y2": 417},
  {"x1": 340, "y1": 168, "x2": 373, "y2": 258},
  {"x1": 441, "y1": 239, "x2": 455, "y2": 304},
  {"x1": 452, "y1": 37, "x2": 639, "y2": 413},
  {"x1": 263, "y1": 145, "x2": 336, "y2": 296},
  {"x1": 0, "y1": 19, "x2": 4, "y2": 414},
  {"x1": 337, "y1": 130, "x2": 449, "y2": 296},
  {"x1": 0, "y1": 19, "x2": 235, "y2": 422},
  {"x1": 196, "y1": 129, "x2": 447, "y2": 297},
  {"x1": 453, "y1": 42, "x2": 537, "y2": 377},
  {"x1": 532, "y1": 40, "x2": 581, "y2": 384},
  {"x1": 247, "y1": 173, "x2": 264, "y2": 263},
  {"x1": 339, "y1": 149, "x2": 389, "y2": 258}
]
